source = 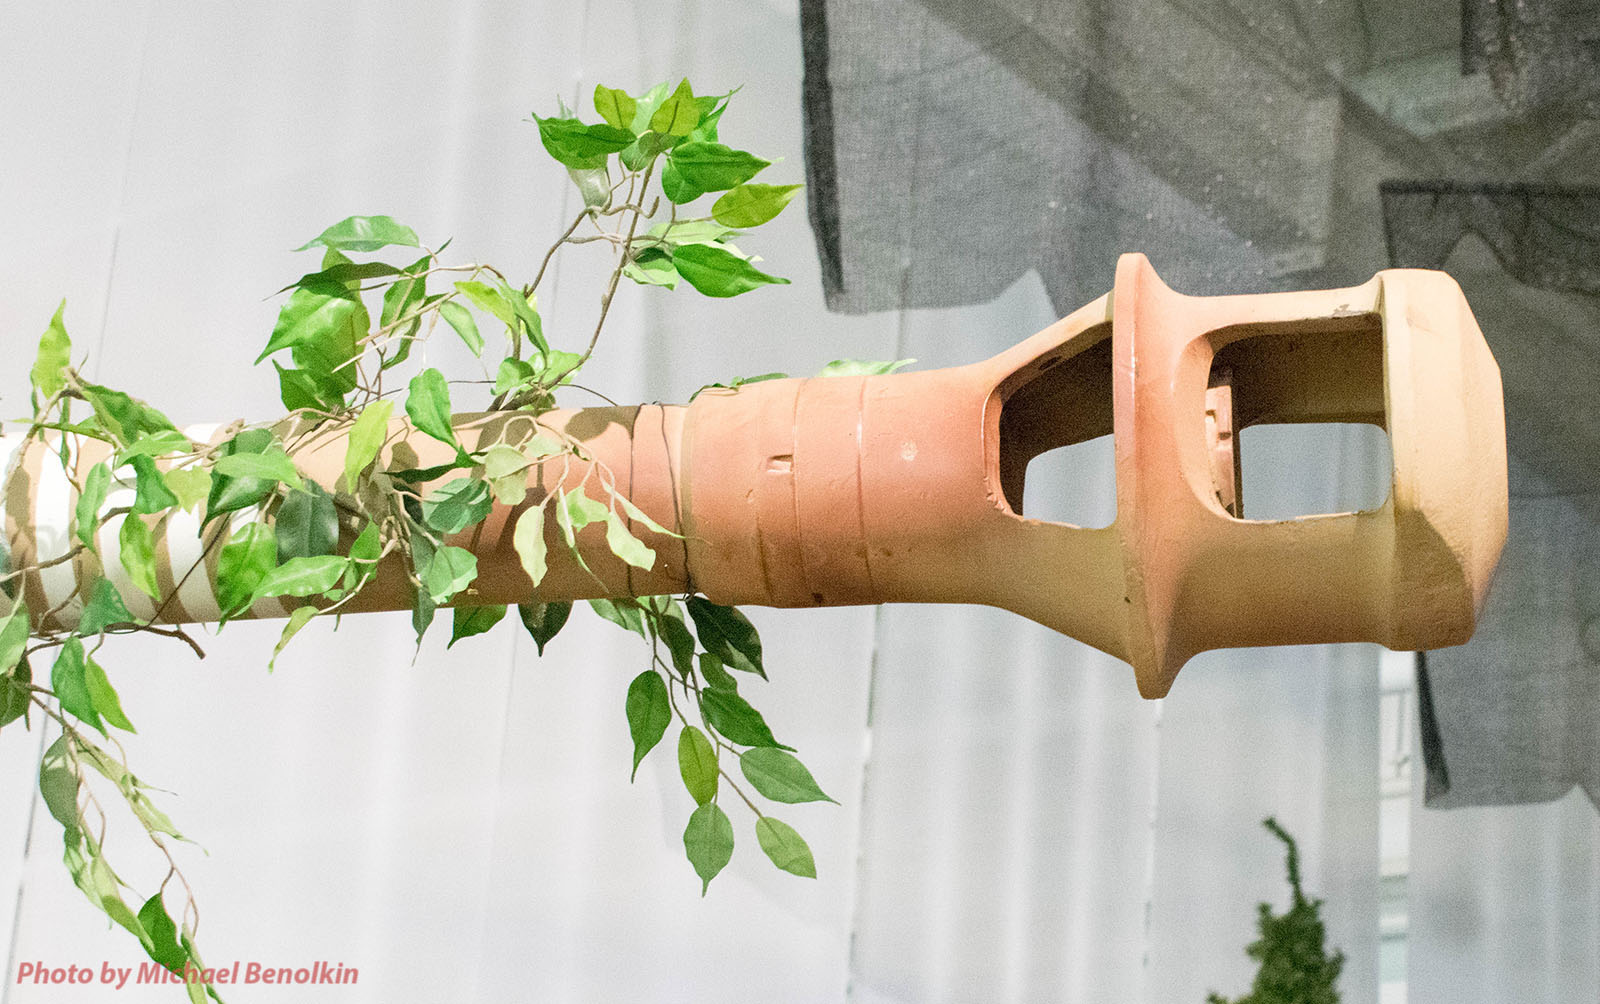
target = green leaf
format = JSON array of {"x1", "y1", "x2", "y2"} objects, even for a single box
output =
[
  {"x1": 453, "y1": 280, "x2": 513, "y2": 327},
  {"x1": 79, "y1": 383, "x2": 177, "y2": 447},
  {"x1": 686, "y1": 597, "x2": 765, "y2": 677},
  {"x1": 754, "y1": 817, "x2": 817, "y2": 879},
  {"x1": 569, "y1": 166, "x2": 613, "y2": 209},
  {"x1": 456, "y1": 278, "x2": 546, "y2": 358},
  {"x1": 683, "y1": 802, "x2": 734, "y2": 895},
  {"x1": 626, "y1": 670, "x2": 671, "y2": 781},
  {"x1": 283, "y1": 260, "x2": 403, "y2": 292},
  {"x1": 713, "y1": 183, "x2": 804, "y2": 228},
  {"x1": 483, "y1": 444, "x2": 534, "y2": 505},
  {"x1": 138, "y1": 893, "x2": 189, "y2": 975},
  {"x1": 678, "y1": 725, "x2": 719, "y2": 804},
  {"x1": 659, "y1": 603, "x2": 696, "y2": 678},
  {"x1": 619, "y1": 130, "x2": 673, "y2": 172},
  {"x1": 693, "y1": 373, "x2": 787, "y2": 400},
  {"x1": 512, "y1": 503, "x2": 549, "y2": 587},
  {"x1": 275, "y1": 483, "x2": 338, "y2": 561},
  {"x1": 379, "y1": 255, "x2": 432, "y2": 367},
  {"x1": 699, "y1": 651, "x2": 740, "y2": 692},
  {"x1": 538, "y1": 349, "x2": 581, "y2": 385},
  {"x1": 437, "y1": 300, "x2": 483, "y2": 355},
  {"x1": 274, "y1": 360, "x2": 345, "y2": 413},
  {"x1": 589, "y1": 598, "x2": 647, "y2": 637},
  {"x1": 64, "y1": 834, "x2": 149, "y2": 945},
  {"x1": 816, "y1": 358, "x2": 916, "y2": 378},
  {"x1": 0, "y1": 605, "x2": 28, "y2": 675},
  {"x1": 523, "y1": 434, "x2": 565, "y2": 459},
  {"x1": 688, "y1": 93, "x2": 730, "y2": 144},
  {"x1": 288, "y1": 289, "x2": 363, "y2": 395},
  {"x1": 74, "y1": 740, "x2": 179, "y2": 842},
  {"x1": 422, "y1": 477, "x2": 493, "y2": 535},
  {"x1": 497, "y1": 279, "x2": 547, "y2": 354},
  {"x1": 740, "y1": 747, "x2": 835, "y2": 804},
  {"x1": 622, "y1": 247, "x2": 679, "y2": 289},
  {"x1": 203, "y1": 429, "x2": 278, "y2": 523},
  {"x1": 115, "y1": 430, "x2": 193, "y2": 463},
  {"x1": 216, "y1": 522, "x2": 276, "y2": 617},
  {"x1": 79, "y1": 577, "x2": 134, "y2": 635},
  {"x1": 564, "y1": 487, "x2": 609, "y2": 531},
  {"x1": 673, "y1": 242, "x2": 789, "y2": 298},
  {"x1": 411, "y1": 580, "x2": 437, "y2": 642},
  {"x1": 295, "y1": 215, "x2": 420, "y2": 253},
  {"x1": 321, "y1": 245, "x2": 356, "y2": 270},
  {"x1": 342, "y1": 521, "x2": 381, "y2": 596},
  {"x1": 604, "y1": 511, "x2": 656, "y2": 570},
  {"x1": 628, "y1": 81, "x2": 672, "y2": 132},
  {"x1": 118, "y1": 516, "x2": 159, "y2": 600},
  {"x1": 648, "y1": 219, "x2": 737, "y2": 248},
  {"x1": 593, "y1": 84, "x2": 638, "y2": 130},
  {"x1": 343, "y1": 399, "x2": 393, "y2": 491},
  {"x1": 493, "y1": 358, "x2": 537, "y2": 397},
  {"x1": 349, "y1": 519, "x2": 381, "y2": 564},
  {"x1": 74, "y1": 462, "x2": 110, "y2": 550},
  {"x1": 30, "y1": 299, "x2": 72, "y2": 401},
  {"x1": 518, "y1": 601, "x2": 571, "y2": 655},
  {"x1": 178, "y1": 932, "x2": 224, "y2": 1004},
  {"x1": 449, "y1": 604, "x2": 507, "y2": 647},
  {"x1": 70, "y1": 736, "x2": 128, "y2": 786},
  {"x1": 1, "y1": 654, "x2": 32, "y2": 731},
  {"x1": 128, "y1": 455, "x2": 179, "y2": 514},
  {"x1": 663, "y1": 142, "x2": 770, "y2": 203},
  {"x1": 421, "y1": 545, "x2": 477, "y2": 604},
  {"x1": 51, "y1": 638, "x2": 102, "y2": 733},
  {"x1": 163, "y1": 467, "x2": 211, "y2": 513},
  {"x1": 389, "y1": 457, "x2": 473, "y2": 484},
  {"x1": 211, "y1": 448, "x2": 303, "y2": 489},
  {"x1": 551, "y1": 490, "x2": 577, "y2": 549},
  {"x1": 39, "y1": 736, "x2": 81, "y2": 831},
  {"x1": 257, "y1": 279, "x2": 365, "y2": 363},
  {"x1": 253, "y1": 555, "x2": 348, "y2": 599},
  {"x1": 650, "y1": 79, "x2": 699, "y2": 137},
  {"x1": 406, "y1": 367, "x2": 459, "y2": 450},
  {"x1": 702, "y1": 688, "x2": 790, "y2": 750},
  {"x1": 84, "y1": 653, "x2": 135, "y2": 732},
  {"x1": 660, "y1": 161, "x2": 702, "y2": 205},
  {"x1": 532, "y1": 114, "x2": 637, "y2": 169},
  {"x1": 269, "y1": 605, "x2": 318, "y2": 671}
]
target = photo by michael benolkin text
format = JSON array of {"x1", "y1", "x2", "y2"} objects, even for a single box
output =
[{"x1": 14, "y1": 958, "x2": 358, "y2": 989}]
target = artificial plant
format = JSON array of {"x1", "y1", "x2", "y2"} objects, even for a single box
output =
[
  {"x1": 1207, "y1": 817, "x2": 1346, "y2": 1004},
  {"x1": 1, "y1": 79, "x2": 878, "y2": 997}
]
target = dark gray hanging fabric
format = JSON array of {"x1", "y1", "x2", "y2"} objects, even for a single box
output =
[
  {"x1": 1383, "y1": 201, "x2": 1600, "y2": 808},
  {"x1": 1417, "y1": 467, "x2": 1600, "y2": 808},
  {"x1": 801, "y1": 0, "x2": 1346, "y2": 315},
  {"x1": 802, "y1": 0, "x2": 1600, "y2": 809}
]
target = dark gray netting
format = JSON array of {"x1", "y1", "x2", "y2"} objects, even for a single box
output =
[
  {"x1": 1462, "y1": 0, "x2": 1600, "y2": 116},
  {"x1": 1381, "y1": 182, "x2": 1600, "y2": 295},
  {"x1": 801, "y1": 0, "x2": 1344, "y2": 316}
]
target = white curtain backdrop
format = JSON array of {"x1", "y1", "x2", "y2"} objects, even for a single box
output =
[{"x1": 1, "y1": 3, "x2": 1590, "y2": 1003}]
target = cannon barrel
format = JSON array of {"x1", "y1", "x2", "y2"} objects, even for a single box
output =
[{"x1": 1, "y1": 255, "x2": 1507, "y2": 696}]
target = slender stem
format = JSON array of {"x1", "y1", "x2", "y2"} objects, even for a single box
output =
[
  {"x1": 717, "y1": 765, "x2": 763, "y2": 817},
  {"x1": 529, "y1": 207, "x2": 594, "y2": 296},
  {"x1": 0, "y1": 541, "x2": 86, "y2": 584},
  {"x1": 573, "y1": 160, "x2": 655, "y2": 373}
]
